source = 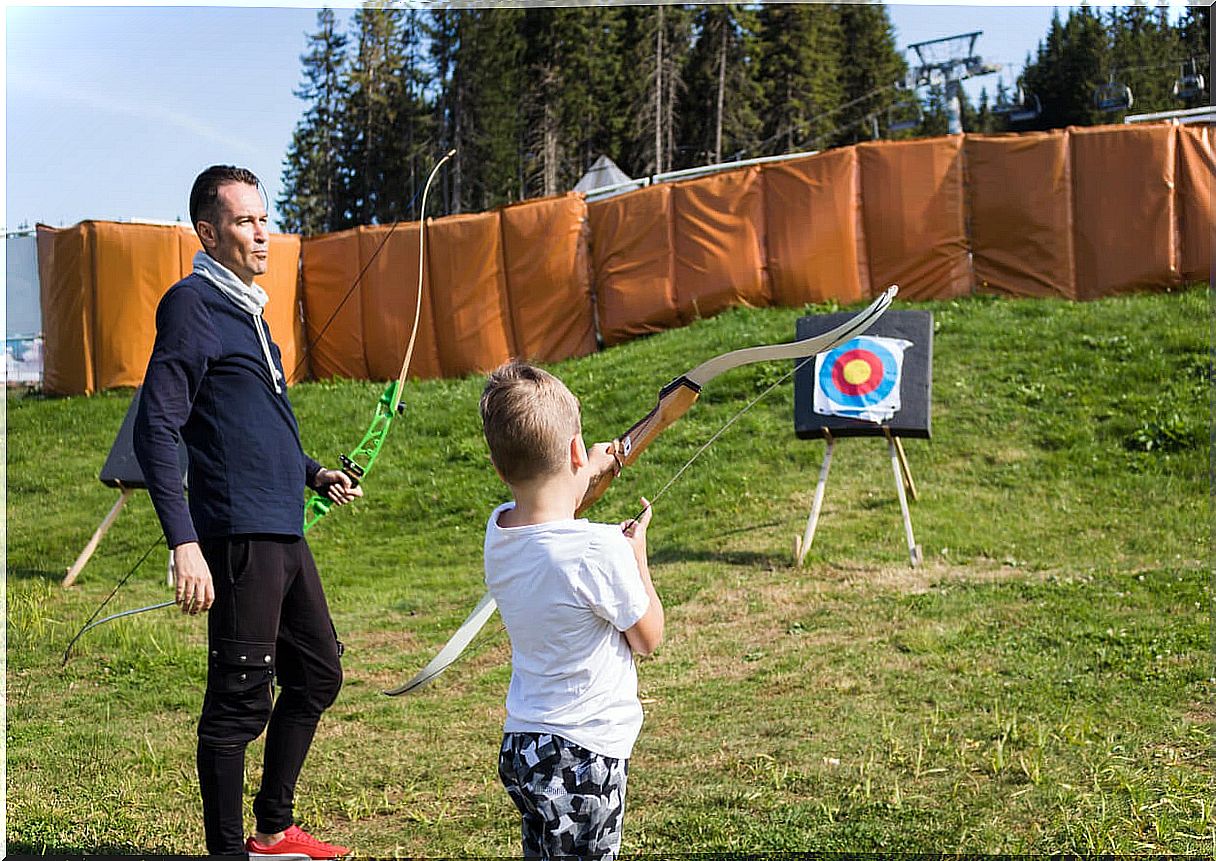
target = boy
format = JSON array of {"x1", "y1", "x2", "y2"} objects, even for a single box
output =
[{"x1": 480, "y1": 360, "x2": 664, "y2": 859}]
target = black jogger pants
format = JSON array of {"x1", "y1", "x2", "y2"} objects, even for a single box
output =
[{"x1": 196, "y1": 534, "x2": 343, "y2": 855}]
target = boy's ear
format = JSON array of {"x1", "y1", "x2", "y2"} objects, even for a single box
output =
[{"x1": 570, "y1": 434, "x2": 588, "y2": 469}]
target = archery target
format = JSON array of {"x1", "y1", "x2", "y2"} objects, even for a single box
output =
[{"x1": 814, "y1": 336, "x2": 912, "y2": 422}]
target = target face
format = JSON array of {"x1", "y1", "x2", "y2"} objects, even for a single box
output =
[{"x1": 818, "y1": 339, "x2": 899, "y2": 408}]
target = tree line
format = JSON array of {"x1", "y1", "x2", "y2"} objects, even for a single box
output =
[{"x1": 278, "y1": 4, "x2": 1209, "y2": 236}]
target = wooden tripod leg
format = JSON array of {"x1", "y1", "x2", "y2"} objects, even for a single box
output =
[
  {"x1": 63, "y1": 487, "x2": 135, "y2": 587},
  {"x1": 893, "y1": 436, "x2": 918, "y2": 501},
  {"x1": 796, "y1": 434, "x2": 834, "y2": 567},
  {"x1": 888, "y1": 438, "x2": 921, "y2": 567}
]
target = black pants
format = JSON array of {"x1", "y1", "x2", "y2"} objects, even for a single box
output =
[{"x1": 197, "y1": 535, "x2": 343, "y2": 855}]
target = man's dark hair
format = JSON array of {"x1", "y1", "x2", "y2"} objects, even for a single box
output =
[{"x1": 189, "y1": 165, "x2": 261, "y2": 229}]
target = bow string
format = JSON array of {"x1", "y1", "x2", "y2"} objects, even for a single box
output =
[
  {"x1": 63, "y1": 149, "x2": 456, "y2": 663},
  {"x1": 383, "y1": 285, "x2": 899, "y2": 695}
]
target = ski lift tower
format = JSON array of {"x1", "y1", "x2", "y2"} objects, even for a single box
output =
[{"x1": 906, "y1": 31, "x2": 1000, "y2": 134}]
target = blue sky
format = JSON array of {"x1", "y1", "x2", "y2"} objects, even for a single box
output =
[{"x1": 3, "y1": 2, "x2": 1196, "y2": 233}]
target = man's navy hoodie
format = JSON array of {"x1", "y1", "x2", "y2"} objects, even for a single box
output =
[{"x1": 134, "y1": 273, "x2": 321, "y2": 548}]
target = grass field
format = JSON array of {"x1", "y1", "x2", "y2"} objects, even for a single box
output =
[{"x1": 6, "y1": 285, "x2": 1212, "y2": 855}]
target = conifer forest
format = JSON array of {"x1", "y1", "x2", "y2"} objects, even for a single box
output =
[{"x1": 278, "y1": 4, "x2": 1209, "y2": 235}]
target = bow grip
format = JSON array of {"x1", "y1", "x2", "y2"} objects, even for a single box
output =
[
  {"x1": 339, "y1": 454, "x2": 364, "y2": 488},
  {"x1": 576, "y1": 376, "x2": 701, "y2": 515}
]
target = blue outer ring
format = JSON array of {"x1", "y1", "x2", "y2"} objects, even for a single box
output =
[{"x1": 817, "y1": 338, "x2": 899, "y2": 407}]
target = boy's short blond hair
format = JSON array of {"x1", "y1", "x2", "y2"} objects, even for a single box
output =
[{"x1": 480, "y1": 360, "x2": 582, "y2": 484}]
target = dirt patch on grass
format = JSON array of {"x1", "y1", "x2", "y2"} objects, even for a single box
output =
[{"x1": 813, "y1": 558, "x2": 1048, "y2": 594}]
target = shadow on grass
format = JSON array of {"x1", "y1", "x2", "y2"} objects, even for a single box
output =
[
  {"x1": 7, "y1": 566, "x2": 65, "y2": 583},
  {"x1": 711, "y1": 518, "x2": 783, "y2": 538},
  {"x1": 652, "y1": 545, "x2": 789, "y2": 569},
  {"x1": 7, "y1": 841, "x2": 182, "y2": 858}
]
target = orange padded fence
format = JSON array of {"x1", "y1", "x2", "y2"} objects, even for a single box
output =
[
  {"x1": 37, "y1": 223, "x2": 94, "y2": 396},
  {"x1": 301, "y1": 224, "x2": 445, "y2": 382},
  {"x1": 1071, "y1": 124, "x2": 1177, "y2": 299},
  {"x1": 36, "y1": 221, "x2": 302, "y2": 395},
  {"x1": 672, "y1": 165, "x2": 771, "y2": 320},
  {"x1": 966, "y1": 131, "x2": 1075, "y2": 299},
  {"x1": 498, "y1": 193, "x2": 597, "y2": 364},
  {"x1": 35, "y1": 126, "x2": 1210, "y2": 395},
  {"x1": 91, "y1": 222, "x2": 188, "y2": 391},
  {"x1": 358, "y1": 225, "x2": 442, "y2": 381},
  {"x1": 762, "y1": 148, "x2": 866, "y2": 307},
  {"x1": 427, "y1": 211, "x2": 516, "y2": 377},
  {"x1": 858, "y1": 136, "x2": 971, "y2": 300},
  {"x1": 1176, "y1": 125, "x2": 1214, "y2": 283},
  {"x1": 299, "y1": 228, "x2": 364, "y2": 381},
  {"x1": 588, "y1": 183, "x2": 679, "y2": 347}
]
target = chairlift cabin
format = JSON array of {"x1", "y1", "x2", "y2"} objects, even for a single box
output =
[
  {"x1": 992, "y1": 82, "x2": 1023, "y2": 115},
  {"x1": 1173, "y1": 58, "x2": 1206, "y2": 99},
  {"x1": 1008, "y1": 92, "x2": 1042, "y2": 123},
  {"x1": 1094, "y1": 75, "x2": 1134, "y2": 112},
  {"x1": 887, "y1": 97, "x2": 923, "y2": 132}
]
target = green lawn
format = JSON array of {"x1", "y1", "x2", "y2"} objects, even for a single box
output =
[{"x1": 6, "y1": 285, "x2": 1211, "y2": 855}]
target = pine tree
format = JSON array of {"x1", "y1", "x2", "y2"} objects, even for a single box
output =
[
  {"x1": 1108, "y1": 6, "x2": 1180, "y2": 117},
  {"x1": 833, "y1": 3, "x2": 906, "y2": 147},
  {"x1": 428, "y1": 9, "x2": 528, "y2": 213},
  {"x1": 622, "y1": 5, "x2": 692, "y2": 176},
  {"x1": 1020, "y1": 7, "x2": 1110, "y2": 130},
  {"x1": 916, "y1": 83, "x2": 951, "y2": 137},
  {"x1": 342, "y1": 6, "x2": 409, "y2": 225},
  {"x1": 679, "y1": 4, "x2": 762, "y2": 167},
  {"x1": 755, "y1": 4, "x2": 844, "y2": 154},
  {"x1": 278, "y1": 8, "x2": 348, "y2": 235},
  {"x1": 552, "y1": 6, "x2": 630, "y2": 185},
  {"x1": 1175, "y1": 5, "x2": 1210, "y2": 109},
  {"x1": 391, "y1": 11, "x2": 435, "y2": 220}
]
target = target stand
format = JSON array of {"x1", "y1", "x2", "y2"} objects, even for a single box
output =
[
  {"x1": 62, "y1": 387, "x2": 188, "y2": 587},
  {"x1": 791, "y1": 310, "x2": 933, "y2": 568}
]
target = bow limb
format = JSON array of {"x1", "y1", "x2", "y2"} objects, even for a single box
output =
[
  {"x1": 577, "y1": 284, "x2": 898, "y2": 514},
  {"x1": 64, "y1": 153, "x2": 459, "y2": 660},
  {"x1": 382, "y1": 592, "x2": 499, "y2": 696},
  {"x1": 304, "y1": 148, "x2": 455, "y2": 529},
  {"x1": 384, "y1": 286, "x2": 898, "y2": 695}
]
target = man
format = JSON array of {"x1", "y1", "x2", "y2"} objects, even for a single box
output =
[{"x1": 134, "y1": 165, "x2": 357, "y2": 859}]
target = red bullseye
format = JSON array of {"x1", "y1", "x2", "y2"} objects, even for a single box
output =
[{"x1": 831, "y1": 349, "x2": 884, "y2": 396}]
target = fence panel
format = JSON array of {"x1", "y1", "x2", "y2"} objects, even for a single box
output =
[
  {"x1": 966, "y1": 131, "x2": 1075, "y2": 299},
  {"x1": 427, "y1": 211, "x2": 516, "y2": 377},
  {"x1": 1176, "y1": 124, "x2": 1214, "y2": 283},
  {"x1": 500, "y1": 193, "x2": 596, "y2": 363},
  {"x1": 588, "y1": 184, "x2": 679, "y2": 347},
  {"x1": 1071, "y1": 124, "x2": 1177, "y2": 299},
  {"x1": 300, "y1": 228, "x2": 366, "y2": 380},
  {"x1": 858, "y1": 136, "x2": 971, "y2": 300},
  {"x1": 672, "y1": 166, "x2": 770, "y2": 320},
  {"x1": 763, "y1": 148, "x2": 865, "y2": 307},
  {"x1": 358, "y1": 225, "x2": 442, "y2": 381}
]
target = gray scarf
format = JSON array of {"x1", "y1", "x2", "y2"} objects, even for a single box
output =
[{"x1": 192, "y1": 250, "x2": 283, "y2": 393}]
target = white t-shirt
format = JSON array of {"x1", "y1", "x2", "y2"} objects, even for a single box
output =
[{"x1": 484, "y1": 501, "x2": 651, "y2": 760}]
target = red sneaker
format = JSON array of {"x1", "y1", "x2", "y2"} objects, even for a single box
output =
[{"x1": 245, "y1": 824, "x2": 350, "y2": 860}]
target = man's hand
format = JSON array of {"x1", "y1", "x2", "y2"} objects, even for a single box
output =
[
  {"x1": 172, "y1": 542, "x2": 215, "y2": 615},
  {"x1": 315, "y1": 468, "x2": 365, "y2": 505}
]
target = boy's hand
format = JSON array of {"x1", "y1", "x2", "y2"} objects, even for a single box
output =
[
  {"x1": 621, "y1": 497, "x2": 652, "y2": 551},
  {"x1": 588, "y1": 441, "x2": 622, "y2": 479}
]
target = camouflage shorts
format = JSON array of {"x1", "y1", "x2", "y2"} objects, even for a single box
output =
[{"x1": 498, "y1": 732, "x2": 629, "y2": 860}]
